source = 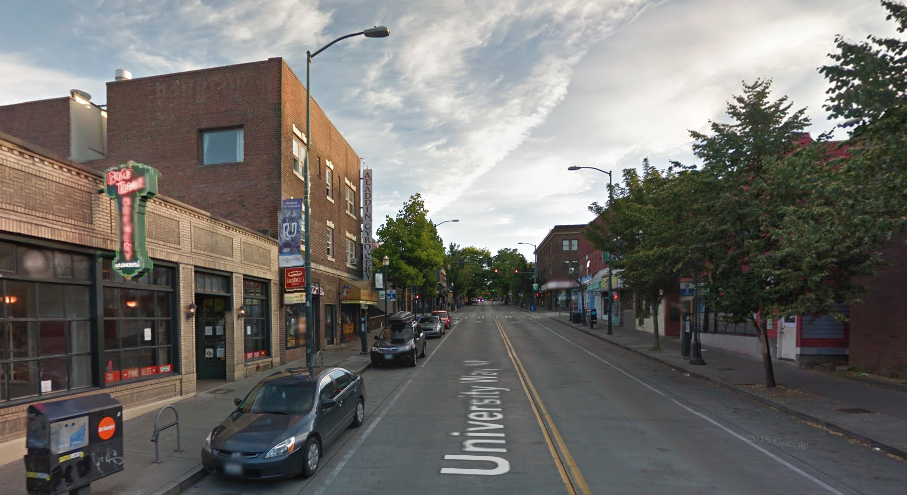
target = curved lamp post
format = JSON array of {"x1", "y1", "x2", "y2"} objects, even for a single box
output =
[
  {"x1": 568, "y1": 165, "x2": 614, "y2": 335},
  {"x1": 434, "y1": 219, "x2": 459, "y2": 227},
  {"x1": 518, "y1": 242, "x2": 537, "y2": 311},
  {"x1": 382, "y1": 255, "x2": 390, "y2": 327},
  {"x1": 304, "y1": 26, "x2": 390, "y2": 375}
]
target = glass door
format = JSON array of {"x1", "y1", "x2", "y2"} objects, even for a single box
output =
[{"x1": 196, "y1": 295, "x2": 227, "y2": 380}]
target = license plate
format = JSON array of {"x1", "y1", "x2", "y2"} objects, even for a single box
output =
[
  {"x1": 384, "y1": 354, "x2": 394, "y2": 360},
  {"x1": 224, "y1": 462, "x2": 243, "y2": 476}
]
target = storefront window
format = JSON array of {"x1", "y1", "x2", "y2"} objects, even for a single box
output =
[
  {"x1": 243, "y1": 279, "x2": 269, "y2": 360},
  {"x1": 1, "y1": 242, "x2": 93, "y2": 403},
  {"x1": 102, "y1": 258, "x2": 176, "y2": 384},
  {"x1": 286, "y1": 305, "x2": 306, "y2": 350}
]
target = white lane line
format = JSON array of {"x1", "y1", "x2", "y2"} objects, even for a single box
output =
[
  {"x1": 310, "y1": 377, "x2": 416, "y2": 495},
  {"x1": 421, "y1": 322, "x2": 456, "y2": 367},
  {"x1": 671, "y1": 399, "x2": 846, "y2": 495},
  {"x1": 533, "y1": 320, "x2": 665, "y2": 396}
]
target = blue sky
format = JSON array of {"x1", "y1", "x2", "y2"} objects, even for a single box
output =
[{"x1": 0, "y1": 0, "x2": 896, "y2": 261}]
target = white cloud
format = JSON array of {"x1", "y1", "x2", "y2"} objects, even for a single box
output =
[{"x1": 0, "y1": 54, "x2": 99, "y2": 106}]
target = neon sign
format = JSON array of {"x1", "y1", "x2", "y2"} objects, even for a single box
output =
[{"x1": 104, "y1": 161, "x2": 160, "y2": 280}]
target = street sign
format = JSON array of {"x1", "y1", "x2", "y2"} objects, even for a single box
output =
[
  {"x1": 680, "y1": 282, "x2": 695, "y2": 297},
  {"x1": 387, "y1": 290, "x2": 396, "y2": 301},
  {"x1": 533, "y1": 283, "x2": 538, "y2": 291}
]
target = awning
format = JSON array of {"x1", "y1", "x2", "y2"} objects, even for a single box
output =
[
  {"x1": 340, "y1": 279, "x2": 379, "y2": 305},
  {"x1": 539, "y1": 278, "x2": 579, "y2": 292},
  {"x1": 586, "y1": 269, "x2": 608, "y2": 291}
]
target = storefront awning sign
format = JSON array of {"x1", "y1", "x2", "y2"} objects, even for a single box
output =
[{"x1": 104, "y1": 161, "x2": 160, "y2": 280}]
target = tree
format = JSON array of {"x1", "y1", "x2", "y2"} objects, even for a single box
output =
[
  {"x1": 373, "y1": 194, "x2": 445, "y2": 313},
  {"x1": 690, "y1": 79, "x2": 811, "y2": 387},
  {"x1": 585, "y1": 158, "x2": 703, "y2": 350},
  {"x1": 445, "y1": 245, "x2": 491, "y2": 305},
  {"x1": 490, "y1": 248, "x2": 529, "y2": 304}
]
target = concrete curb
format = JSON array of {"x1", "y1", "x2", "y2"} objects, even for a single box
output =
[
  {"x1": 550, "y1": 317, "x2": 907, "y2": 462},
  {"x1": 154, "y1": 360, "x2": 373, "y2": 495}
]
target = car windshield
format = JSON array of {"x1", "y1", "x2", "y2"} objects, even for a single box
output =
[
  {"x1": 433, "y1": 312, "x2": 448, "y2": 317},
  {"x1": 239, "y1": 381, "x2": 315, "y2": 415},
  {"x1": 380, "y1": 326, "x2": 414, "y2": 341},
  {"x1": 419, "y1": 317, "x2": 438, "y2": 324}
]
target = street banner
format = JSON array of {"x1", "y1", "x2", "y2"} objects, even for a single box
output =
[
  {"x1": 278, "y1": 198, "x2": 304, "y2": 268},
  {"x1": 362, "y1": 168, "x2": 374, "y2": 281}
]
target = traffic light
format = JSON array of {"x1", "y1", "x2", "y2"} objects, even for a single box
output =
[
  {"x1": 494, "y1": 269, "x2": 498, "y2": 274},
  {"x1": 416, "y1": 295, "x2": 420, "y2": 300},
  {"x1": 613, "y1": 293, "x2": 619, "y2": 300},
  {"x1": 514, "y1": 269, "x2": 519, "y2": 274}
]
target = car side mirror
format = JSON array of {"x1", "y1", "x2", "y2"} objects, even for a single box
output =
[
  {"x1": 234, "y1": 398, "x2": 242, "y2": 406},
  {"x1": 321, "y1": 398, "x2": 338, "y2": 410},
  {"x1": 374, "y1": 335, "x2": 379, "y2": 340}
]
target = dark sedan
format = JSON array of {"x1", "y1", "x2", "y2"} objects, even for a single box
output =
[
  {"x1": 370, "y1": 324, "x2": 426, "y2": 367},
  {"x1": 201, "y1": 366, "x2": 365, "y2": 480}
]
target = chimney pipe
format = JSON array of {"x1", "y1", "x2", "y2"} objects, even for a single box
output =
[{"x1": 115, "y1": 69, "x2": 132, "y2": 81}]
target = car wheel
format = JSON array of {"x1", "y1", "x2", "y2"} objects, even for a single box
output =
[
  {"x1": 301, "y1": 437, "x2": 320, "y2": 479},
  {"x1": 352, "y1": 398, "x2": 365, "y2": 427},
  {"x1": 410, "y1": 350, "x2": 417, "y2": 367},
  {"x1": 420, "y1": 344, "x2": 426, "y2": 358}
]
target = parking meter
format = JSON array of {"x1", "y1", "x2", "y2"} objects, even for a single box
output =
[
  {"x1": 359, "y1": 312, "x2": 368, "y2": 355},
  {"x1": 24, "y1": 394, "x2": 124, "y2": 495}
]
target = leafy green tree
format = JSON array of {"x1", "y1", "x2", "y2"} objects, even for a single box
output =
[
  {"x1": 490, "y1": 248, "x2": 529, "y2": 303},
  {"x1": 689, "y1": 79, "x2": 811, "y2": 387},
  {"x1": 372, "y1": 194, "x2": 445, "y2": 312},
  {"x1": 445, "y1": 244, "x2": 491, "y2": 305}
]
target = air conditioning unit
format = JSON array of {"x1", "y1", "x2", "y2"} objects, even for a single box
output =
[{"x1": 349, "y1": 257, "x2": 358, "y2": 265}]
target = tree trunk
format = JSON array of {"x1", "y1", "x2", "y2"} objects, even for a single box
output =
[
  {"x1": 652, "y1": 294, "x2": 661, "y2": 351},
  {"x1": 755, "y1": 300, "x2": 777, "y2": 388}
]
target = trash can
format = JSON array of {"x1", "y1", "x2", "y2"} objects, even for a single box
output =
[
  {"x1": 571, "y1": 312, "x2": 582, "y2": 323},
  {"x1": 24, "y1": 394, "x2": 124, "y2": 495}
]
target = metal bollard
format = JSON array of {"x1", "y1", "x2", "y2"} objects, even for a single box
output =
[{"x1": 151, "y1": 405, "x2": 184, "y2": 463}]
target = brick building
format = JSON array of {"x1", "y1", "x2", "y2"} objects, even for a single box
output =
[
  {"x1": 0, "y1": 58, "x2": 377, "y2": 364},
  {"x1": 536, "y1": 225, "x2": 585, "y2": 311},
  {"x1": 0, "y1": 132, "x2": 279, "y2": 442}
]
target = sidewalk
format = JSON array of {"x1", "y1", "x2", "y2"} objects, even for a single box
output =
[
  {"x1": 0, "y1": 337, "x2": 373, "y2": 495},
  {"x1": 522, "y1": 306, "x2": 907, "y2": 461}
]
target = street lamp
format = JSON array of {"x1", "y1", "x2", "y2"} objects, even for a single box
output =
[
  {"x1": 304, "y1": 25, "x2": 390, "y2": 375},
  {"x1": 383, "y1": 255, "x2": 390, "y2": 327},
  {"x1": 434, "y1": 219, "x2": 459, "y2": 227},
  {"x1": 568, "y1": 165, "x2": 614, "y2": 335},
  {"x1": 518, "y1": 242, "x2": 537, "y2": 311}
]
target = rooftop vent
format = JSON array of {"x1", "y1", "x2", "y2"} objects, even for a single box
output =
[
  {"x1": 115, "y1": 69, "x2": 132, "y2": 81},
  {"x1": 70, "y1": 89, "x2": 92, "y2": 103}
]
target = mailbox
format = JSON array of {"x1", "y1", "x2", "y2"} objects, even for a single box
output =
[{"x1": 24, "y1": 394, "x2": 124, "y2": 495}]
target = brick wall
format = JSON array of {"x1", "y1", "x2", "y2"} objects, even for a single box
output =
[
  {"x1": 0, "y1": 134, "x2": 280, "y2": 442},
  {"x1": 849, "y1": 233, "x2": 907, "y2": 378},
  {"x1": 0, "y1": 97, "x2": 71, "y2": 159}
]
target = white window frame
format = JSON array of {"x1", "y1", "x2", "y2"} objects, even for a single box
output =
[
  {"x1": 325, "y1": 160, "x2": 334, "y2": 201},
  {"x1": 571, "y1": 239, "x2": 578, "y2": 251},
  {"x1": 327, "y1": 226, "x2": 334, "y2": 259},
  {"x1": 562, "y1": 240, "x2": 569, "y2": 251},
  {"x1": 345, "y1": 186, "x2": 356, "y2": 217},
  {"x1": 292, "y1": 137, "x2": 305, "y2": 178}
]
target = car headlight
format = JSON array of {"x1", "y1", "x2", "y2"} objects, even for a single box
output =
[
  {"x1": 203, "y1": 431, "x2": 213, "y2": 452},
  {"x1": 371, "y1": 346, "x2": 379, "y2": 352},
  {"x1": 264, "y1": 436, "x2": 296, "y2": 459}
]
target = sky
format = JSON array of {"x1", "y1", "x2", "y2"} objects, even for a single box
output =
[{"x1": 0, "y1": 0, "x2": 898, "y2": 262}]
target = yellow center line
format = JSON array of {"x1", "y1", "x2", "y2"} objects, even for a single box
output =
[{"x1": 495, "y1": 317, "x2": 592, "y2": 495}]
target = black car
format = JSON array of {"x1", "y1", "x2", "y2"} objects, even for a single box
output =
[
  {"x1": 370, "y1": 311, "x2": 427, "y2": 367},
  {"x1": 201, "y1": 366, "x2": 366, "y2": 480}
]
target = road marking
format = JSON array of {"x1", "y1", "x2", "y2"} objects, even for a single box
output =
[
  {"x1": 671, "y1": 400, "x2": 846, "y2": 495},
  {"x1": 310, "y1": 377, "x2": 416, "y2": 495},
  {"x1": 421, "y1": 322, "x2": 456, "y2": 367},
  {"x1": 531, "y1": 320, "x2": 665, "y2": 396},
  {"x1": 532, "y1": 318, "x2": 848, "y2": 495},
  {"x1": 495, "y1": 317, "x2": 592, "y2": 495}
]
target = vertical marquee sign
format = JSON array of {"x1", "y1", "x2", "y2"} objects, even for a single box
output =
[
  {"x1": 104, "y1": 161, "x2": 161, "y2": 280},
  {"x1": 362, "y1": 168, "x2": 374, "y2": 282}
]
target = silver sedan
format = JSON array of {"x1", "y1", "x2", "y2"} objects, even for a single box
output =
[{"x1": 417, "y1": 315, "x2": 444, "y2": 338}]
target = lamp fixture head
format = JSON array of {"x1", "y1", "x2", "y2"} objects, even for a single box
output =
[
  {"x1": 187, "y1": 303, "x2": 198, "y2": 317},
  {"x1": 567, "y1": 166, "x2": 580, "y2": 171},
  {"x1": 382, "y1": 255, "x2": 390, "y2": 266},
  {"x1": 364, "y1": 26, "x2": 391, "y2": 38},
  {"x1": 238, "y1": 305, "x2": 247, "y2": 317}
]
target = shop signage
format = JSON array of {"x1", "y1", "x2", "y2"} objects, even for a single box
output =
[
  {"x1": 284, "y1": 292, "x2": 306, "y2": 305},
  {"x1": 362, "y1": 168, "x2": 374, "y2": 281},
  {"x1": 285, "y1": 267, "x2": 306, "y2": 290},
  {"x1": 104, "y1": 161, "x2": 160, "y2": 280},
  {"x1": 278, "y1": 198, "x2": 304, "y2": 268},
  {"x1": 245, "y1": 350, "x2": 268, "y2": 360},
  {"x1": 97, "y1": 417, "x2": 116, "y2": 441}
]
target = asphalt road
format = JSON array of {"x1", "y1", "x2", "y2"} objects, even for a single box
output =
[{"x1": 189, "y1": 303, "x2": 907, "y2": 495}]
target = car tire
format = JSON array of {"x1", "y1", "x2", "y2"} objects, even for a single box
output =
[
  {"x1": 351, "y1": 398, "x2": 365, "y2": 427},
  {"x1": 410, "y1": 350, "x2": 417, "y2": 367},
  {"x1": 420, "y1": 344, "x2": 426, "y2": 358},
  {"x1": 301, "y1": 437, "x2": 320, "y2": 479}
]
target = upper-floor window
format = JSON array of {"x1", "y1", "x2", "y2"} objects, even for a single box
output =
[
  {"x1": 327, "y1": 227, "x2": 334, "y2": 258},
  {"x1": 292, "y1": 137, "x2": 305, "y2": 177},
  {"x1": 326, "y1": 162, "x2": 334, "y2": 199},
  {"x1": 202, "y1": 128, "x2": 243, "y2": 165},
  {"x1": 346, "y1": 239, "x2": 356, "y2": 265},
  {"x1": 562, "y1": 240, "x2": 569, "y2": 251},
  {"x1": 572, "y1": 240, "x2": 578, "y2": 251},
  {"x1": 345, "y1": 186, "x2": 356, "y2": 216}
]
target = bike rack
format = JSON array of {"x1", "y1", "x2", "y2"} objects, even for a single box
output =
[
  {"x1": 315, "y1": 350, "x2": 324, "y2": 367},
  {"x1": 151, "y1": 405, "x2": 184, "y2": 463}
]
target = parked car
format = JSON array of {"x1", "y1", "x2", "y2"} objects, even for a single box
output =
[
  {"x1": 370, "y1": 311, "x2": 427, "y2": 367},
  {"x1": 201, "y1": 366, "x2": 366, "y2": 480},
  {"x1": 432, "y1": 310, "x2": 452, "y2": 329},
  {"x1": 419, "y1": 315, "x2": 444, "y2": 337}
]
